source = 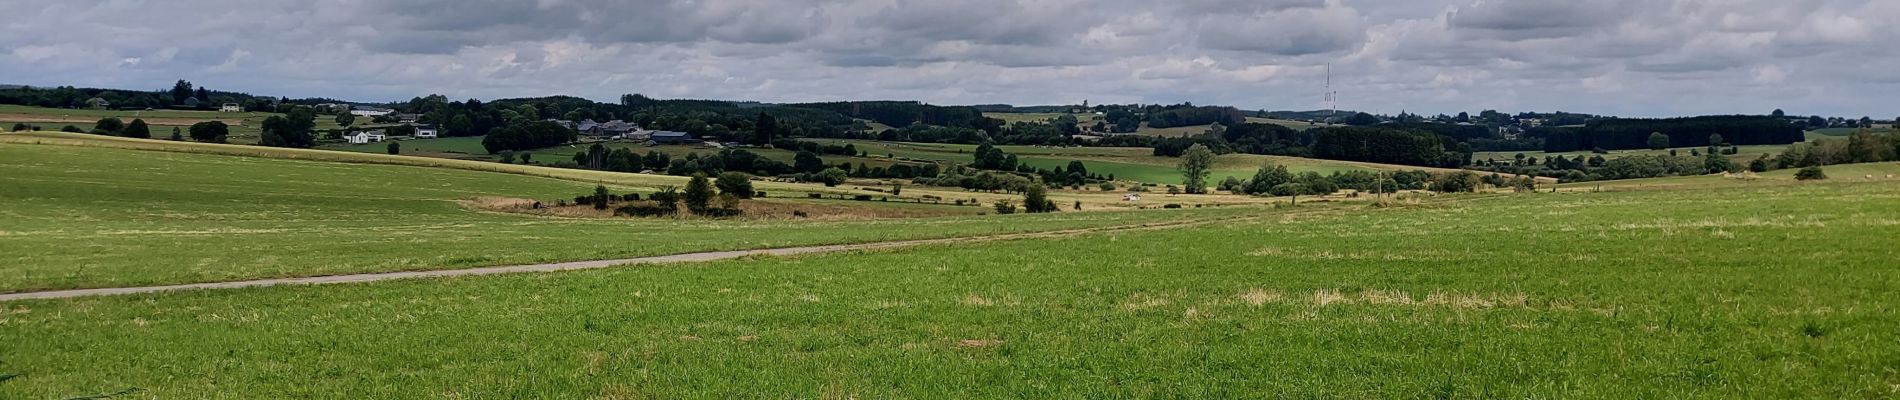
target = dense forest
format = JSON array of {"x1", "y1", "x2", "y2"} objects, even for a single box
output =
[{"x1": 1538, "y1": 116, "x2": 1803, "y2": 152}]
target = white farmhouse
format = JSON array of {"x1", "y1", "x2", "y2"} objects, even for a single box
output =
[
  {"x1": 345, "y1": 130, "x2": 387, "y2": 144},
  {"x1": 413, "y1": 125, "x2": 439, "y2": 139},
  {"x1": 219, "y1": 103, "x2": 242, "y2": 112}
]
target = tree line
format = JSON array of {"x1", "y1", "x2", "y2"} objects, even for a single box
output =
[{"x1": 1537, "y1": 116, "x2": 1803, "y2": 152}]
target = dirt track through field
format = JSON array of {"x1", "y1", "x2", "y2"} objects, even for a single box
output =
[{"x1": 0, "y1": 212, "x2": 1300, "y2": 302}]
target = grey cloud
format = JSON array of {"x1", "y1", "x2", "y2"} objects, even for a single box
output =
[
  {"x1": 1448, "y1": 0, "x2": 1646, "y2": 41},
  {"x1": 0, "y1": 0, "x2": 1895, "y2": 118}
]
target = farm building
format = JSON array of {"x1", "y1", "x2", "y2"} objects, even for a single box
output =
[
  {"x1": 413, "y1": 125, "x2": 438, "y2": 139},
  {"x1": 576, "y1": 119, "x2": 639, "y2": 137},
  {"x1": 219, "y1": 103, "x2": 242, "y2": 112},
  {"x1": 349, "y1": 106, "x2": 394, "y2": 117},
  {"x1": 648, "y1": 131, "x2": 700, "y2": 145},
  {"x1": 345, "y1": 130, "x2": 387, "y2": 144}
]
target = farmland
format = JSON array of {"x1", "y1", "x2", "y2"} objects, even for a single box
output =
[
  {"x1": 0, "y1": 104, "x2": 344, "y2": 144},
  {"x1": 1474, "y1": 144, "x2": 1795, "y2": 164},
  {"x1": 324, "y1": 137, "x2": 918, "y2": 168},
  {"x1": 2, "y1": 166, "x2": 1898, "y2": 397},
  {"x1": 821, "y1": 138, "x2": 1474, "y2": 185},
  {"x1": 0, "y1": 137, "x2": 1272, "y2": 293}
]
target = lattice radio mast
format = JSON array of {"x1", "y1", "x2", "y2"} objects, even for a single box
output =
[{"x1": 1325, "y1": 64, "x2": 1339, "y2": 123}]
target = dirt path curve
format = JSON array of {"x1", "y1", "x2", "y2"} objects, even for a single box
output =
[{"x1": 0, "y1": 212, "x2": 1297, "y2": 302}]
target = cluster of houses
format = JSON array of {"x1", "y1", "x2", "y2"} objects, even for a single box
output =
[
  {"x1": 336, "y1": 117, "x2": 707, "y2": 147},
  {"x1": 343, "y1": 124, "x2": 439, "y2": 144},
  {"x1": 551, "y1": 119, "x2": 704, "y2": 145}
]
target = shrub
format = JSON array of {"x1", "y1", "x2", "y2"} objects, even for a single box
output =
[
  {"x1": 1163, "y1": 204, "x2": 1183, "y2": 209},
  {"x1": 615, "y1": 204, "x2": 676, "y2": 217},
  {"x1": 61, "y1": 125, "x2": 83, "y2": 133},
  {"x1": 817, "y1": 167, "x2": 848, "y2": 187},
  {"x1": 1748, "y1": 156, "x2": 1770, "y2": 173},
  {"x1": 94, "y1": 117, "x2": 124, "y2": 134},
  {"x1": 715, "y1": 172, "x2": 754, "y2": 199},
  {"x1": 1098, "y1": 182, "x2": 1117, "y2": 192},
  {"x1": 1795, "y1": 166, "x2": 1827, "y2": 181},
  {"x1": 807, "y1": 193, "x2": 822, "y2": 199},
  {"x1": 993, "y1": 200, "x2": 1018, "y2": 214},
  {"x1": 1269, "y1": 183, "x2": 1306, "y2": 197},
  {"x1": 853, "y1": 195, "x2": 873, "y2": 201},
  {"x1": 755, "y1": 191, "x2": 767, "y2": 198},
  {"x1": 684, "y1": 174, "x2": 715, "y2": 214},
  {"x1": 387, "y1": 142, "x2": 401, "y2": 155},
  {"x1": 189, "y1": 121, "x2": 230, "y2": 143},
  {"x1": 8, "y1": 123, "x2": 24, "y2": 132},
  {"x1": 1023, "y1": 185, "x2": 1052, "y2": 213},
  {"x1": 169, "y1": 127, "x2": 183, "y2": 141},
  {"x1": 592, "y1": 185, "x2": 611, "y2": 210},
  {"x1": 122, "y1": 119, "x2": 151, "y2": 138}
]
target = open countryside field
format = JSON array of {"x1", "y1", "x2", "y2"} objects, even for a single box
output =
[
  {"x1": 322, "y1": 137, "x2": 911, "y2": 169},
  {"x1": 1, "y1": 132, "x2": 1283, "y2": 210},
  {"x1": 0, "y1": 135, "x2": 1277, "y2": 292},
  {"x1": 822, "y1": 138, "x2": 1483, "y2": 185},
  {"x1": 3, "y1": 174, "x2": 1898, "y2": 397},
  {"x1": 1555, "y1": 161, "x2": 1900, "y2": 192},
  {"x1": 1474, "y1": 144, "x2": 1795, "y2": 164},
  {"x1": 0, "y1": 104, "x2": 343, "y2": 144}
]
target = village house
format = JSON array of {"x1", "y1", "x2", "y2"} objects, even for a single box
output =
[
  {"x1": 413, "y1": 124, "x2": 439, "y2": 139},
  {"x1": 219, "y1": 103, "x2": 242, "y2": 112},
  {"x1": 345, "y1": 130, "x2": 387, "y2": 144}
]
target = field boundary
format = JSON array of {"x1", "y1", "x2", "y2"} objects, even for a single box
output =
[{"x1": 0, "y1": 210, "x2": 1321, "y2": 302}]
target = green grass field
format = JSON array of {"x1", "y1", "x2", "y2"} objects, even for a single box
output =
[
  {"x1": 827, "y1": 138, "x2": 1471, "y2": 185},
  {"x1": 323, "y1": 137, "x2": 923, "y2": 168},
  {"x1": 0, "y1": 141, "x2": 1264, "y2": 293},
  {"x1": 0, "y1": 104, "x2": 344, "y2": 144},
  {"x1": 1475, "y1": 144, "x2": 1795, "y2": 165},
  {"x1": 3, "y1": 174, "x2": 1897, "y2": 397}
]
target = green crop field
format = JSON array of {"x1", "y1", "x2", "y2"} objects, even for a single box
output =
[
  {"x1": 0, "y1": 139, "x2": 1265, "y2": 293},
  {"x1": 2, "y1": 172, "x2": 1897, "y2": 397},
  {"x1": 0, "y1": 104, "x2": 343, "y2": 144},
  {"x1": 319, "y1": 136, "x2": 490, "y2": 157},
  {"x1": 823, "y1": 138, "x2": 1472, "y2": 186}
]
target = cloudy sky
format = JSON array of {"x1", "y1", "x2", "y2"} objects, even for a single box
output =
[{"x1": 2, "y1": 0, "x2": 1894, "y2": 117}]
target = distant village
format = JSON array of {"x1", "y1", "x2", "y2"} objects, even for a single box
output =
[{"x1": 302, "y1": 103, "x2": 706, "y2": 147}]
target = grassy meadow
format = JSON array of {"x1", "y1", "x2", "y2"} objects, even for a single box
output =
[
  {"x1": 824, "y1": 138, "x2": 1473, "y2": 185},
  {"x1": 2, "y1": 176, "x2": 1897, "y2": 397},
  {"x1": 0, "y1": 104, "x2": 344, "y2": 144},
  {"x1": 0, "y1": 139, "x2": 1269, "y2": 292}
]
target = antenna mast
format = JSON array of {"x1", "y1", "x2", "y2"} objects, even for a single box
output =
[{"x1": 1325, "y1": 64, "x2": 1338, "y2": 122}]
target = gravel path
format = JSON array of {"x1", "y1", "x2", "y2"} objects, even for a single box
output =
[{"x1": 0, "y1": 217, "x2": 1241, "y2": 302}]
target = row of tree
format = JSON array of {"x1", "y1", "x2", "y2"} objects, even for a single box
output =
[{"x1": 1538, "y1": 116, "x2": 1804, "y2": 152}]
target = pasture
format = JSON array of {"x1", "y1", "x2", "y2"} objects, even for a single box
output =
[
  {"x1": 2, "y1": 174, "x2": 1897, "y2": 397},
  {"x1": 825, "y1": 138, "x2": 1475, "y2": 185},
  {"x1": 0, "y1": 104, "x2": 343, "y2": 144},
  {"x1": 0, "y1": 138, "x2": 1268, "y2": 293},
  {"x1": 1474, "y1": 144, "x2": 1795, "y2": 165}
]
